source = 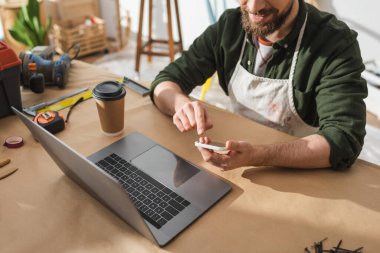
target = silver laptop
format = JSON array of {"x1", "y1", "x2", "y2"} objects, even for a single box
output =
[{"x1": 12, "y1": 107, "x2": 231, "y2": 246}]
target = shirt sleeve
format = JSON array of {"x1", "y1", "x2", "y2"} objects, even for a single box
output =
[
  {"x1": 315, "y1": 30, "x2": 367, "y2": 170},
  {"x1": 149, "y1": 10, "x2": 232, "y2": 102}
]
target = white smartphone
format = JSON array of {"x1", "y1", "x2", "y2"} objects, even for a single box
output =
[{"x1": 194, "y1": 141, "x2": 227, "y2": 151}]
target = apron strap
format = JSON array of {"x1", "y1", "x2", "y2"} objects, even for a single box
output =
[
  {"x1": 238, "y1": 34, "x2": 249, "y2": 64},
  {"x1": 289, "y1": 13, "x2": 308, "y2": 83},
  {"x1": 287, "y1": 13, "x2": 315, "y2": 131}
]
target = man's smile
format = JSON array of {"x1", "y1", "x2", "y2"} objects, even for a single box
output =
[{"x1": 249, "y1": 11, "x2": 274, "y2": 23}]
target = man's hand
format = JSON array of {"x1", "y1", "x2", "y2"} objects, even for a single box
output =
[
  {"x1": 173, "y1": 101, "x2": 213, "y2": 135},
  {"x1": 153, "y1": 81, "x2": 213, "y2": 135},
  {"x1": 197, "y1": 135, "x2": 331, "y2": 170},
  {"x1": 197, "y1": 136, "x2": 255, "y2": 170}
]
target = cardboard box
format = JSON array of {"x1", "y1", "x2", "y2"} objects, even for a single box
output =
[
  {"x1": 47, "y1": 0, "x2": 107, "y2": 58},
  {"x1": 52, "y1": 16, "x2": 108, "y2": 58}
]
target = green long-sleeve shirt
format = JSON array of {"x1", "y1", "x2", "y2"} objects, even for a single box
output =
[{"x1": 151, "y1": 0, "x2": 367, "y2": 170}]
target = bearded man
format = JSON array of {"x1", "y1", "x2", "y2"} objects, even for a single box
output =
[{"x1": 150, "y1": 0, "x2": 367, "y2": 170}]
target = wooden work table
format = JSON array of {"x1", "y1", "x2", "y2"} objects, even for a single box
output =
[{"x1": 1, "y1": 61, "x2": 380, "y2": 252}]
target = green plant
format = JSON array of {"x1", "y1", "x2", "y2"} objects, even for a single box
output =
[{"x1": 8, "y1": 0, "x2": 52, "y2": 48}]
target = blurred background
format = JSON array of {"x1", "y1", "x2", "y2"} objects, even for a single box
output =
[{"x1": 1, "y1": 0, "x2": 379, "y2": 165}]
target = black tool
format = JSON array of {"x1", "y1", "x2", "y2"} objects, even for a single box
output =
[
  {"x1": 123, "y1": 76, "x2": 150, "y2": 97},
  {"x1": 19, "y1": 44, "x2": 80, "y2": 93}
]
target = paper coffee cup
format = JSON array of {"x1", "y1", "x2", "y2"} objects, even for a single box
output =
[{"x1": 92, "y1": 81, "x2": 126, "y2": 136}]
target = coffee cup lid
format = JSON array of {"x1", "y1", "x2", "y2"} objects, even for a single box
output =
[{"x1": 92, "y1": 81, "x2": 126, "y2": 101}]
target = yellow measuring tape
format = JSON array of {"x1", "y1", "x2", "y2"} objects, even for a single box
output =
[
  {"x1": 36, "y1": 78, "x2": 124, "y2": 114},
  {"x1": 37, "y1": 89, "x2": 93, "y2": 114}
]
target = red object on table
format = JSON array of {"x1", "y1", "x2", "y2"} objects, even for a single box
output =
[{"x1": 0, "y1": 41, "x2": 22, "y2": 118}]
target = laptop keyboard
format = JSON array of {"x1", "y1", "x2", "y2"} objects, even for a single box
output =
[{"x1": 95, "y1": 153, "x2": 191, "y2": 229}]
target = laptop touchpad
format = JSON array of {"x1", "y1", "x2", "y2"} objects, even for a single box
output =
[{"x1": 131, "y1": 145, "x2": 199, "y2": 189}]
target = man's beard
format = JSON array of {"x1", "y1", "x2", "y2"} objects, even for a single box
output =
[{"x1": 241, "y1": 0, "x2": 294, "y2": 38}]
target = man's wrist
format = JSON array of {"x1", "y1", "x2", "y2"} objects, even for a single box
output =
[
  {"x1": 153, "y1": 81, "x2": 188, "y2": 116},
  {"x1": 249, "y1": 145, "x2": 267, "y2": 167}
]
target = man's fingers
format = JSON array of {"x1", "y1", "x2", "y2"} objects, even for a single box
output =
[
  {"x1": 175, "y1": 110, "x2": 194, "y2": 131},
  {"x1": 173, "y1": 115, "x2": 185, "y2": 132},
  {"x1": 173, "y1": 101, "x2": 209, "y2": 134},
  {"x1": 194, "y1": 102, "x2": 206, "y2": 135},
  {"x1": 199, "y1": 136, "x2": 211, "y2": 144},
  {"x1": 183, "y1": 103, "x2": 197, "y2": 128},
  {"x1": 197, "y1": 147, "x2": 233, "y2": 170},
  {"x1": 197, "y1": 145, "x2": 213, "y2": 160},
  {"x1": 210, "y1": 154, "x2": 234, "y2": 170},
  {"x1": 211, "y1": 153, "x2": 231, "y2": 166}
]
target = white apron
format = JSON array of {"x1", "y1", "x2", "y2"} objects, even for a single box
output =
[{"x1": 228, "y1": 14, "x2": 317, "y2": 137}]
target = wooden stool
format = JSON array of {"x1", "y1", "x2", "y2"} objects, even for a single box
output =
[
  {"x1": 0, "y1": 3, "x2": 28, "y2": 54},
  {"x1": 135, "y1": 0, "x2": 183, "y2": 72}
]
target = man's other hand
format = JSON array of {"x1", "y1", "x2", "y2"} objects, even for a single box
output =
[
  {"x1": 153, "y1": 81, "x2": 213, "y2": 135},
  {"x1": 173, "y1": 101, "x2": 213, "y2": 135},
  {"x1": 196, "y1": 136, "x2": 254, "y2": 170}
]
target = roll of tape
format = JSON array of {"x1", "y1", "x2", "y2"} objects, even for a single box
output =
[{"x1": 3, "y1": 136, "x2": 24, "y2": 148}]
